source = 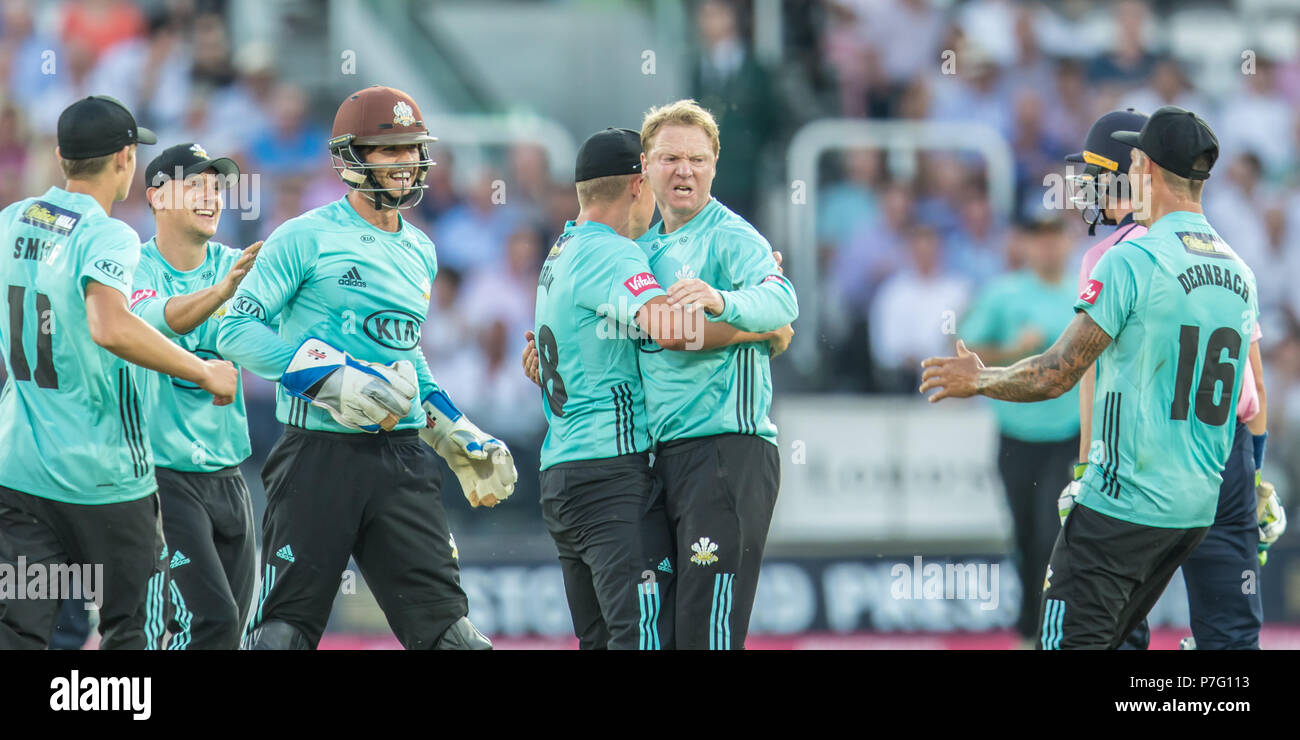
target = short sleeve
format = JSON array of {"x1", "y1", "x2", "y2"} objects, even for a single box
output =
[
  {"x1": 576, "y1": 237, "x2": 665, "y2": 327},
  {"x1": 128, "y1": 254, "x2": 179, "y2": 337},
  {"x1": 1075, "y1": 243, "x2": 1143, "y2": 340},
  {"x1": 79, "y1": 221, "x2": 141, "y2": 300}
]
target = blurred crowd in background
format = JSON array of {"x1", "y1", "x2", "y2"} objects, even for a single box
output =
[{"x1": 2, "y1": 0, "x2": 1300, "y2": 524}]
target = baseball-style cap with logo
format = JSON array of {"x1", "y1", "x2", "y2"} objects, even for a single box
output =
[
  {"x1": 144, "y1": 142, "x2": 239, "y2": 188},
  {"x1": 57, "y1": 95, "x2": 157, "y2": 160},
  {"x1": 575, "y1": 128, "x2": 642, "y2": 183},
  {"x1": 1111, "y1": 105, "x2": 1219, "y2": 180}
]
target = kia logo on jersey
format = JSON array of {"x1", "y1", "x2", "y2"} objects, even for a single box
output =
[
  {"x1": 623, "y1": 272, "x2": 661, "y2": 297},
  {"x1": 93, "y1": 259, "x2": 125, "y2": 281},
  {"x1": 232, "y1": 295, "x2": 268, "y2": 321},
  {"x1": 1080, "y1": 280, "x2": 1102, "y2": 305},
  {"x1": 364, "y1": 309, "x2": 422, "y2": 350}
]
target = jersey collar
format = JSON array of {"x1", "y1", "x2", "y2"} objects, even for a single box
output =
[
  {"x1": 340, "y1": 194, "x2": 406, "y2": 237},
  {"x1": 143, "y1": 236, "x2": 214, "y2": 276},
  {"x1": 48, "y1": 186, "x2": 107, "y2": 220},
  {"x1": 653, "y1": 197, "x2": 718, "y2": 240}
]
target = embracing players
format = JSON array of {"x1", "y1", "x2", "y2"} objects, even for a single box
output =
[
  {"x1": 528, "y1": 127, "x2": 789, "y2": 649},
  {"x1": 217, "y1": 86, "x2": 514, "y2": 650},
  {"x1": 0, "y1": 96, "x2": 236, "y2": 649},
  {"x1": 922, "y1": 107, "x2": 1258, "y2": 649}
]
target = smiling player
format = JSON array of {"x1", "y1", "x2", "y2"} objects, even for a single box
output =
[{"x1": 217, "y1": 86, "x2": 512, "y2": 650}]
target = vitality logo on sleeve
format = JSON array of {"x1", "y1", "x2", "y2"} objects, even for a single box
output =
[
  {"x1": 624, "y1": 272, "x2": 661, "y2": 296},
  {"x1": 1079, "y1": 280, "x2": 1102, "y2": 305}
]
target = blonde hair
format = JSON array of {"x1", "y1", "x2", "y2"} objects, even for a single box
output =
[
  {"x1": 575, "y1": 173, "x2": 636, "y2": 206},
  {"x1": 641, "y1": 99, "x2": 720, "y2": 156}
]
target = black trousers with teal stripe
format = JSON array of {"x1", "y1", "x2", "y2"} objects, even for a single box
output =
[
  {"x1": 1037, "y1": 504, "x2": 1206, "y2": 649},
  {"x1": 652, "y1": 434, "x2": 779, "y2": 650},
  {"x1": 246, "y1": 427, "x2": 467, "y2": 649},
  {"x1": 0, "y1": 485, "x2": 170, "y2": 649},
  {"x1": 1120, "y1": 421, "x2": 1263, "y2": 649},
  {"x1": 156, "y1": 466, "x2": 256, "y2": 650},
  {"x1": 540, "y1": 453, "x2": 674, "y2": 649}
]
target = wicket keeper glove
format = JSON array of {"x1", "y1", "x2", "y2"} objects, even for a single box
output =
[
  {"x1": 1058, "y1": 463, "x2": 1087, "y2": 527},
  {"x1": 281, "y1": 338, "x2": 418, "y2": 432},
  {"x1": 419, "y1": 390, "x2": 517, "y2": 508},
  {"x1": 1257, "y1": 474, "x2": 1287, "y2": 567}
]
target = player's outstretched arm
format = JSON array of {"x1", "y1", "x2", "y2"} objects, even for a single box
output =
[
  {"x1": 920, "y1": 312, "x2": 1112, "y2": 403},
  {"x1": 86, "y1": 281, "x2": 237, "y2": 404},
  {"x1": 158, "y1": 241, "x2": 262, "y2": 335}
]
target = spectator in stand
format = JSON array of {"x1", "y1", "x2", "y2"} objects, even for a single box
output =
[
  {"x1": 1203, "y1": 151, "x2": 1269, "y2": 273},
  {"x1": 831, "y1": 179, "x2": 915, "y2": 317},
  {"x1": 1, "y1": 0, "x2": 62, "y2": 108},
  {"x1": 1086, "y1": 0, "x2": 1156, "y2": 85},
  {"x1": 459, "y1": 226, "x2": 542, "y2": 349},
  {"x1": 507, "y1": 142, "x2": 553, "y2": 231},
  {"x1": 868, "y1": 224, "x2": 970, "y2": 393},
  {"x1": 946, "y1": 182, "x2": 1006, "y2": 286},
  {"x1": 928, "y1": 41, "x2": 1013, "y2": 142},
  {"x1": 1217, "y1": 55, "x2": 1295, "y2": 183},
  {"x1": 246, "y1": 82, "x2": 326, "y2": 177},
  {"x1": 690, "y1": 0, "x2": 777, "y2": 225},
  {"x1": 89, "y1": 10, "x2": 189, "y2": 140},
  {"x1": 59, "y1": 0, "x2": 145, "y2": 61},
  {"x1": 1119, "y1": 57, "x2": 1205, "y2": 119},
  {"x1": 817, "y1": 149, "x2": 882, "y2": 269},
  {"x1": 434, "y1": 170, "x2": 519, "y2": 272}
]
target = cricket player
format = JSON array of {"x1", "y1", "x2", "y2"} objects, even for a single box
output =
[
  {"x1": 634, "y1": 100, "x2": 798, "y2": 650},
  {"x1": 0, "y1": 96, "x2": 237, "y2": 649},
  {"x1": 528, "y1": 128, "x2": 790, "y2": 649},
  {"x1": 217, "y1": 86, "x2": 511, "y2": 650},
  {"x1": 922, "y1": 106, "x2": 1258, "y2": 649},
  {"x1": 1061, "y1": 109, "x2": 1285, "y2": 650},
  {"x1": 128, "y1": 142, "x2": 262, "y2": 649}
]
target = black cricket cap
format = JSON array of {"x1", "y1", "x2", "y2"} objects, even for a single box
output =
[
  {"x1": 145, "y1": 142, "x2": 239, "y2": 188},
  {"x1": 1066, "y1": 108, "x2": 1148, "y2": 173},
  {"x1": 575, "y1": 128, "x2": 642, "y2": 183},
  {"x1": 1111, "y1": 105, "x2": 1218, "y2": 180},
  {"x1": 57, "y1": 95, "x2": 157, "y2": 160}
]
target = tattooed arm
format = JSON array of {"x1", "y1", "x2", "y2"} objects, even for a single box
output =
[{"x1": 920, "y1": 312, "x2": 1112, "y2": 403}]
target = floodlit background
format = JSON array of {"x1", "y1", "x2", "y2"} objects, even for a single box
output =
[{"x1": 4, "y1": 0, "x2": 1300, "y2": 648}]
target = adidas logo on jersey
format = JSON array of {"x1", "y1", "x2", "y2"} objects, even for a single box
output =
[
  {"x1": 338, "y1": 267, "x2": 367, "y2": 287},
  {"x1": 169, "y1": 550, "x2": 190, "y2": 569},
  {"x1": 276, "y1": 544, "x2": 295, "y2": 563},
  {"x1": 657, "y1": 557, "x2": 673, "y2": 574}
]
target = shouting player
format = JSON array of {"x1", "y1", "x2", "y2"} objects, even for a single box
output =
[
  {"x1": 634, "y1": 100, "x2": 798, "y2": 650},
  {"x1": 922, "y1": 106, "x2": 1257, "y2": 649},
  {"x1": 1062, "y1": 110, "x2": 1284, "y2": 650},
  {"x1": 128, "y1": 142, "x2": 262, "y2": 649},
  {"x1": 217, "y1": 86, "x2": 513, "y2": 650},
  {"x1": 0, "y1": 96, "x2": 237, "y2": 649},
  {"x1": 528, "y1": 128, "x2": 789, "y2": 649}
]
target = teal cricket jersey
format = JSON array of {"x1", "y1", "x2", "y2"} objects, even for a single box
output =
[
  {"x1": 534, "y1": 220, "x2": 666, "y2": 470},
  {"x1": 215, "y1": 196, "x2": 443, "y2": 433},
  {"x1": 633, "y1": 198, "x2": 798, "y2": 445},
  {"x1": 129, "y1": 238, "x2": 251, "y2": 472},
  {"x1": 1074, "y1": 210, "x2": 1259, "y2": 529},
  {"x1": 961, "y1": 270, "x2": 1080, "y2": 442},
  {"x1": 0, "y1": 187, "x2": 155, "y2": 504}
]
